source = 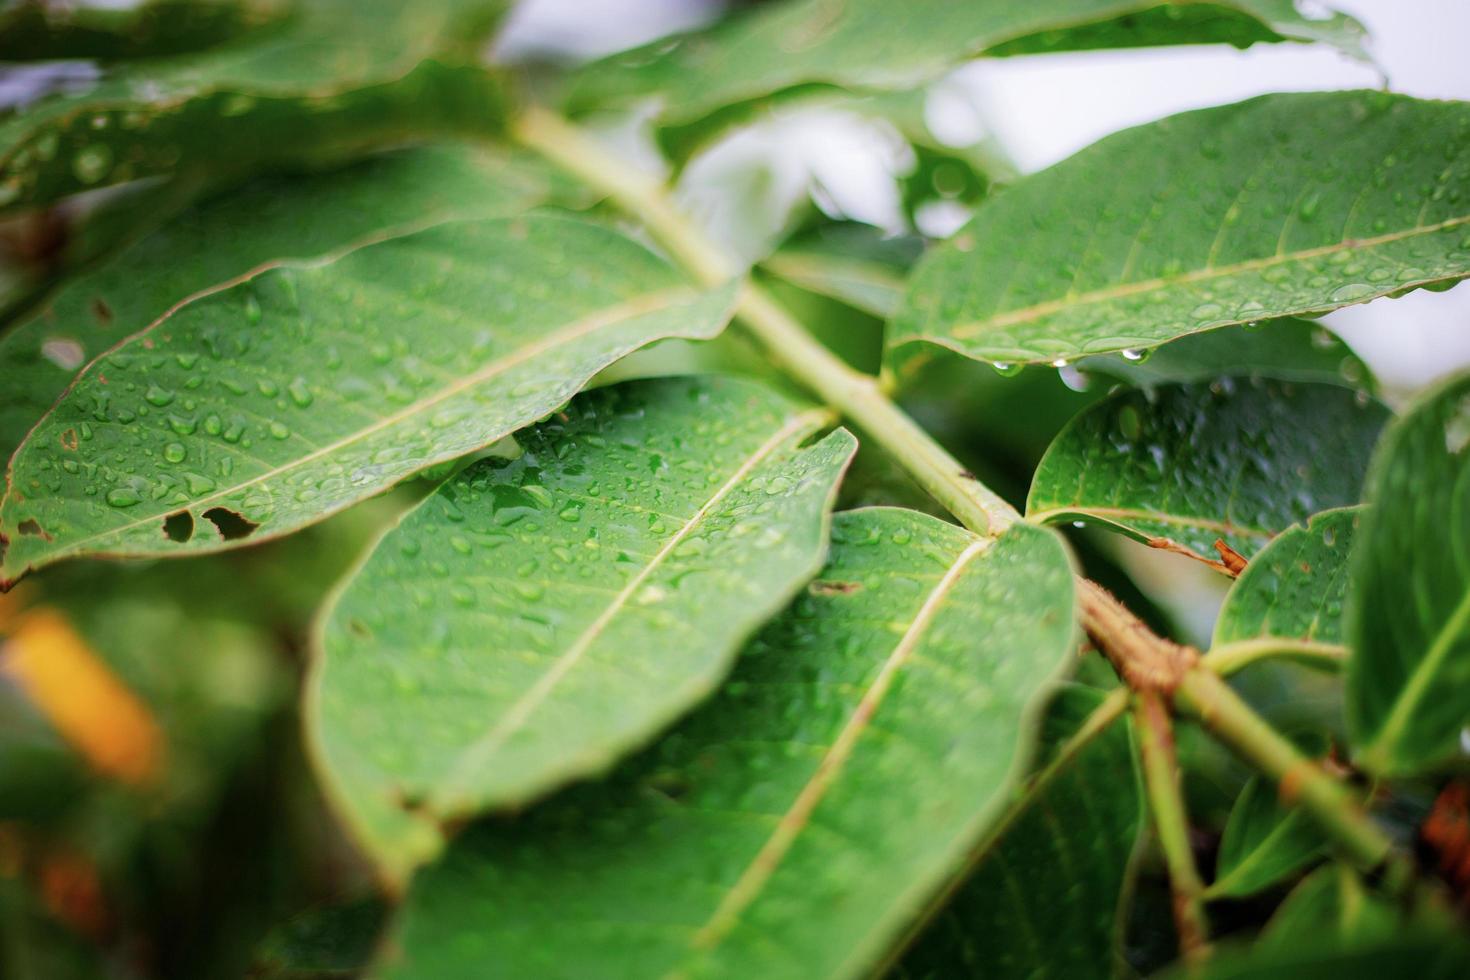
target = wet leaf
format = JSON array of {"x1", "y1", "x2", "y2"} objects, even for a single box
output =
[
  {"x1": 0, "y1": 214, "x2": 738, "y2": 582},
  {"x1": 309, "y1": 377, "x2": 856, "y2": 880},
  {"x1": 1347, "y1": 372, "x2": 1470, "y2": 776},
  {"x1": 1210, "y1": 508, "x2": 1360, "y2": 674},
  {"x1": 379, "y1": 508, "x2": 1076, "y2": 976},
  {"x1": 0, "y1": 0, "x2": 284, "y2": 62},
  {"x1": 0, "y1": 0, "x2": 513, "y2": 214},
  {"x1": 565, "y1": 2, "x2": 1364, "y2": 129},
  {"x1": 762, "y1": 224, "x2": 921, "y2": 319},
  {"x1": 892, "y1": 685, "x2": 1142, "y2": 980},
  {"x1": 893, "y1": 92, "x2": 1470, "y2": 365},
  {"x1": 1027, "y1": 380, "x2": 1388, "y2": 563},
  {"x1": 1206, "y1": 775, "x2": 1325, "y2": 899},
  {"x1": 1079, "y1": 320, "x2": 1374, "y2": 390},
  {"x1": 0, "y1": 142, "x2": 565, "y2": 463}
]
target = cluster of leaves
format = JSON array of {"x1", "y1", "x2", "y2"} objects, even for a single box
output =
[{"x1": 1, "y1": 1, "x2": 1468, "y2": 977}]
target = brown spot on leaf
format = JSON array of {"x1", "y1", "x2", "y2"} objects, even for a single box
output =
[
  {"x1": 90, "y1": 297, "x2": 112, "y2": 326},
  {"x1": 1213, "y1": 538, "x2": 1248, "y2": 576},
  {"x1": 809, "y1": 580, "x2": 862, "y2": 595},
  {"x1": 16, "y1": 519, "x2": 49, "y2": 540},
  {"x1": 59, "y1": 428, "x2": 78, "y2": 451}
]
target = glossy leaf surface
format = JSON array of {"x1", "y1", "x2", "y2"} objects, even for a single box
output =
[
  {"x1": 566, "y1": 2, "x2": 1364, "y2": 128},
  {"x1": 0, "y1": 142, "x2": 565, "y2": 463},
  {"x1": 893, "y1": 685, "x2": 1142, "y2": 980},
  {"x1": 893, "y1": 92, "x2": 1470, "y2": 364},
  {"x1": 310, "y1": 377, "x2": 856, "y2": 878},
  {"x1": 1347, "y1": 372, "x2": 1470, "y2": 776},
  {"x1": 0, "y1": 215, "x2": 738, "y2": 581},
  {"x1": 382, "y1": 508, "x2": 1076, "y2": 978},
  {"x1": 1027, "y1": 381, "x2": 1387, "y2": 561},
  {"x1": 1210, "y1": 508, "x2": 1360, "y2": 672}
]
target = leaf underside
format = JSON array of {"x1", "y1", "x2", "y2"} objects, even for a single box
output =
[
  {"x1": 1026, "y1": 380, "x2": 1388, "y2": 561},
  {"x1": 1, "y1": 214, "x2": 738, "y2": 581},
  {"x1": 893, "y1": 92, "x2": 1470, "y2": 364},
  {"x1": 310, "y1": 377, "x2": 857, "y2": 878},
  {"x1": 1346, "y1": 372, "x2": 1470, "y2": 776},
  {"x1": 380, "y1": 508, "x2": 1076, "y2": 979}
]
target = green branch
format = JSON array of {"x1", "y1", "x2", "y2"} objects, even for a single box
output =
[{"x1": 1135, "y1": 690, "x2": 1211, "y2": 963}]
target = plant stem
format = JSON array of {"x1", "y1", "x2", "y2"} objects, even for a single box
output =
[
  {"x1": 1173, "y1": 668, "x2": 1415, "y2": 896},
  {"x1": 512, "y1": 105, "x2": 1411, "y2": 894},
  {"x1": 1134, "y1": 690, "x2": 1211, "y2": 964}
]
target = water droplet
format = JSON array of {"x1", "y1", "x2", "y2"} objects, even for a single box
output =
[
  {"x1": 1330, "y1": 282, "x2": 1375, "y2": 303},
  {"x1": 287, "y1": 377, "x2": 313, "y2": 407},
  {"x1": 71, "y1": 144, "x2": 112, "y2": 184},
  {"x1": 163, "y1": 442, "x2": 186, "y2": 463},
  {"x1": 144, "y1": 384, "x2": 174, "y2": 407},
  {"x1": 991, "y1": 361, "x2": 1021, "y2": 377},
  {"x1": 106, "y1": 486, "x2": 141, "y2": 507},
  {"x1": 243, "y1": 293, "x2": 262, "y2": 325},
  {"x1": 1051, "y1": 357, "x2": 1069, "y2": 368},
  {"x1": 268, "y1": 421, "x2": 290, "y2": 440},
  {"x1": 1121, "y1": 348, "x2": 1147, "y2": 362}
]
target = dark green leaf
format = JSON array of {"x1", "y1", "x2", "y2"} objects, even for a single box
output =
[
  {"x1": 380, "y1": 508, "x2": 1076, "y2": 978},
  {"x1": 0, "y1": 1, "x2": 512, "y2": 214},
  {"x1": 0, "y1": 142, "x2": 564, "y2": 463},
  {"x1": 1209, "y1": 508, "x2": 1360, "y2": 674},
  {"x1": 1206, "y1": 775, "x2": 1324, "y2": 899},
  {"x1": 1347, "y1": 371, "x2": 1470, "y2": 776},
  {"x1": 892, "y1": 685, "x2": 1142, "y2": 980},
  {"x1": 1174, "y1": 935, "x2": 1470, "y2": 980},
  {"x1": 1079, "y1": 320, "x2": 1373, "y2": 390},
  {"x1": 1027, "y1": 380, "x2": 1388, "y2": 562},
  {"x1": 1257, "y1": 864, "x2": 1399, "y2": 951},
  {"x1": 251, "y1": 897, "x2": 387, "y2": 980},
  {"x1": 565, "y1": 2, "x2": 1364, "y2": 129},
  {"x1": 309, "y1": 377, "x2": 856, "y2": 880},
  {"x1": 0, "y1": 214, "x2": 738, "y2": 582},
  {"x1": 893, "y1": 92, "x2": 1470, "y2": 365}
]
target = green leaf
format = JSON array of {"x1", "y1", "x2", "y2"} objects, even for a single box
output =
[
  {"x1": 1209, "y1": 508, "x2": 1361, "y2": 674},
  {"x1": 308, "y1": 377, "x2": 857, "y2": 880},
  {"x1": 1175, "y1": 935, "x2": 1470, "y2": 980},
  {"x1": 1079, "y1": 320, "x2": 1373, "y2": 390},
  {"x1": 892, "y1": 92, "x2": 1470, "y2": 365},
  {"x1": 565, "y1": 2, "x2": 1365, "y2": 129},
  {"x1": 1257, "y1": 864, "x2": 1399, "y2": 951},
  {"x1": 762, "y1": 224, "x2": 921, "y2": 319},
  {"x1": 0, "y1": 214, "x2": 738, "y2": 583},
  {"x1": 0, "y1": 0, "x2": 285, "y2": 62},
  {"x1": 1205, "y1": 775, "x2": 1324, "y2": 899},
  {"x1": 892, "y1": 686, "x2": 1142, "y2": 980},
  {"x1": 251, "y1": 897, "x2": 387, "y2": 980},
  {"x1": 0, "y1": 1, "x2": 512, "y2": 214},
  {"x1": 380, "y1": 508, "x2": 1076, "y2": 978},
  {"x1": 1346, "y1": 371, "x2": 1470, "y2": 776},
  {"x1": 1026, "y1": 380, "x2": 1388, "y2": 562},
  {"x1": 0, "y1": 142, "x2": 565, "y2": 464}
]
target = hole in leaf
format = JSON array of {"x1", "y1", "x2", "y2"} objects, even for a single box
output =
[
  {"x1": 162, "y1": 510, "x2": 193, "y2": 543},
  {"x1": 201, "y1": 507, "x2": 258, "y2": 541},
  {"x1": 16, "y1": 519, "x2": 49, "y2": 539}
]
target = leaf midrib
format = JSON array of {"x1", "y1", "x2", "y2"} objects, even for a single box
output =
[
  {"x1": 676, "y1": 536, "x2": 990, "y2": 968},
  {"x1": 1363, "y1": 582, "x2": 1470, "y2": 763},
  {"x1": 426, "y1": 406, "x2": 832, "y2": 812},
  {"x1": 944, "y1": 212, "x2": 1470, "y2": 340},
  {"x1": 12, "y1": 285, "x2": 700, "y2": 563}
]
